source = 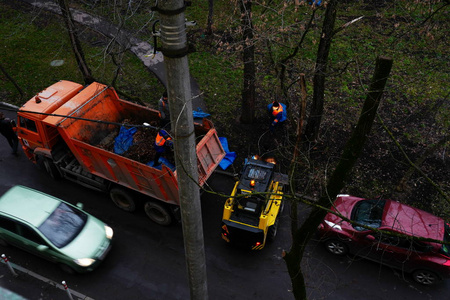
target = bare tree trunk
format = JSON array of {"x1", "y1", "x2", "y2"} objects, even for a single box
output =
[
  {"x1": 206, "y1": 0, "x2": 214, "y2": 35},
  {"x1": 0, "y1": 63, "x2": 24, "y2": 100},
  {"x1": 291, "y1": 74, "x2": 307, "y2": 166},
  {"x1": 239, "y1": 0, "x2": 256, "y2": 124},
  {"x1": 284, "y1": 56, "x2": 393, "y2": 300},
  {"x1": 304, "y1": 0, "x2": 338, "y2": 142},
  {"x1": 57, "y1": 0, "x2": 95, "y2": 85}
]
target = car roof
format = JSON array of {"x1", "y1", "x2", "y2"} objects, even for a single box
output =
[
  {"x1": 383, "y1": 199, "x2": 444, "y2": 240},
  {"x1": 0, "y1": 186, "x2": 61, "y2": 227}
]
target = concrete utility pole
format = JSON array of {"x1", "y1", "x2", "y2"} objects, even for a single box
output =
[{"x1": 155, "y1": 1, "x2": 208, "y2": 300}]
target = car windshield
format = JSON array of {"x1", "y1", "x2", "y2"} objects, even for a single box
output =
[
  {"x1": 440, "y1": 222, "x2": 450, "y2": 257},
  {"x1": 351, "y1": 199, "x2": 386, "y2": 231},
  {"x1": 38, "y1": 203, "x2": 87, "y2": 248}
]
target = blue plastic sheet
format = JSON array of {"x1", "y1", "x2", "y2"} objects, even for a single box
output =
[
  {"x1": 219, "y1": 137, "x2": 237, "y2": 170},
  {"x1": 114, "y1": 126, "x2": 137, "y2": 155},
  {"x1": 193, "y1": 107, "x2": 211, "y2": 118},
  {"x1": 308, "y1": 0, "x2": 322, "y2": 5},
  {"x1": 147, "y1": 157, "x2": 176, "y2": 171}
]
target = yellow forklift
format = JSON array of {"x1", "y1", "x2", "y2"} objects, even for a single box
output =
[{"x1": 221, "y1": 156, "x2": 288, "y2": 250}]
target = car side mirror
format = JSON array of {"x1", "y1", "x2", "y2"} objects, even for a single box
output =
[
  {"x1": 37, "y1": 245, "x2": 48, "y2": 252},
  {"x1": 76, "y1": 203, "x2": 84, "y2": 210},
  {"x1": 365, "y1": 234, "x2": 376, "y2": 241}
]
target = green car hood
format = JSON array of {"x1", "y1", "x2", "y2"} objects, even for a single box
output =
[{"x1": 60, "y1": 216, "x2": 109, "y2": 259}]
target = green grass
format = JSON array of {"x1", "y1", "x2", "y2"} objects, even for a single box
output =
[{"x1": 0, "y1": 3, "x2": 163, "y2": 107}]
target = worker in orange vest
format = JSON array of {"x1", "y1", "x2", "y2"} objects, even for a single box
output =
[
  {"x1": 153, "y1": 129, "x2": 173, "y2": 166},
  {"x1": 267, "y1": 101, "x2": 287, "y2": 132}
]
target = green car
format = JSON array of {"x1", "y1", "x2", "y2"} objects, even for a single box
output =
[{"x1": 0, "y1": 186, "x2": 113, "y2": 273}]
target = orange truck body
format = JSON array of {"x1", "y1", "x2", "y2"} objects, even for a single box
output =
[{"x1": 16, "y1": 80, "x2": 225, "y2": 210}]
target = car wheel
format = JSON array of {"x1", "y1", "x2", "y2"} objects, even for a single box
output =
[
  {"x1": 59, "y1": 264, "x2": 76, "y2": 274},
  {"x1": 110, "y1": 187, "x2": 136, "y2": 212},
  {"x1": 0, "y1": 238, "x2": 9, "y2": 247},
  {"x1": 324, "y1": 239, "x2": 349, "y2": 256},
  {"x1": 144, "y1": 201, "x2": 173, "y2": 226},
  {"x1": 412, "y1": 269, "x2": 440, "y2": 285}
]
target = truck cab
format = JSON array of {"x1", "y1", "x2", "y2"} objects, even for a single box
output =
[
  {"x1": 16, "y1": 81, "x2": 84, "y2": 161},
  {"x1": 221, "y1": 157, "x2": 287, "y2": 250}
]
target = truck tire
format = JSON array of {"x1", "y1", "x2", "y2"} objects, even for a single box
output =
[
  {"x1": 110, "y1": 188, "x2": 136, "y2": 212},
  {"x1": 144, "y1": 201, "x2": 173, "y2": 226},
  {"x1": 43, "y1": 158, "x2": 62, "y2": 180},
  {"x1": 37, "y1": 155, "x2": 61, "y2": 180}
]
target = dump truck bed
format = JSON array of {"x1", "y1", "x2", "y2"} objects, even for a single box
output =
[{"x1": 39, "y1": 82, "x2": 225, "y2": 205}]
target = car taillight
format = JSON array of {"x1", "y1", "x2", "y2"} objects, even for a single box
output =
[{"x1": 443, "y1": 260, "x2": 450, "y2": 267}]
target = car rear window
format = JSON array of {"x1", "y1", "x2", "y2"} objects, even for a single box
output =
[
  {"x1": 351, "y1": 199, "x2": 386, "y2": 231},
  {"x1": 38, "y1": 203, "x2": 87, "y2": 248},
  {"x1": 441, "y1": 222, "x2": 450, "y2": 257}
]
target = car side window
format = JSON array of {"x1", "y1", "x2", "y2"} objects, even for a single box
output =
[
  {"x1": 19, "y1": 225, "x2": 46, "y2": 245},
  {"x1": 0, "y1": 216, "x2": 18, "y2": 233},
  {"x1": 374, "y1": 233, "x2": 430, "y2": 252}
]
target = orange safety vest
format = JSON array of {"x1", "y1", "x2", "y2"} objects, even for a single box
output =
[
  {"x1": 271, "y1": 104, "x2": 283, "y2": 123},
  {"x1": 155, "y1": 132, "x2": 169, "y2": 146}
]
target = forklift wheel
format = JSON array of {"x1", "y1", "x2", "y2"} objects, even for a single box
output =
[{"x1": 267, "y1": 217, "x2": 280, "y2": 243}]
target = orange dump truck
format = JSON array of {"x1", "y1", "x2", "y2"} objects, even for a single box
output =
[{"x1": 16, "y1": 80, "x2": 225, "y2": 225}]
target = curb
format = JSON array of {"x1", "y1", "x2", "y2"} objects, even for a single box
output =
[{"x1": 1, "y1": 260, "x2": 95, "y2": 300}]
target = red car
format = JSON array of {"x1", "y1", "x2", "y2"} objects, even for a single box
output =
[{"x1": 317, "y1": 194, "x2": 450, "y2": 285}]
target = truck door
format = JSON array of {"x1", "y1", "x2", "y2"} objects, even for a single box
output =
[{"x1": 17, "y1": 115, "x2": 44, "y2": 151}]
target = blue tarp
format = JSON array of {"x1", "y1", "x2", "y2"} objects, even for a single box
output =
[
  {"x1": 147, "y1": 157, "x2": 176, "y2": 171},
  {"x1": 193, "y1": 107, "x2": 211, "y2": 119},
  {"x1": 219, "y1": 137, "x2": 237, "y2": 170},
  {"x1": 114, "y1": 126, "x2": 137, "y2": 155},
  {"x1": 308, "y1": 0, "x2": 322, "y2": 5}
]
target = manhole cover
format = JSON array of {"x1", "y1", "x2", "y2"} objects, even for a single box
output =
[{"x1": 50, "y1": 60, "x2": 64, "y2": 67}]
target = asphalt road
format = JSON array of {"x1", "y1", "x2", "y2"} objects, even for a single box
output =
[{"x1": 0, "y1": 106, "x2": 449, "y2": 300}]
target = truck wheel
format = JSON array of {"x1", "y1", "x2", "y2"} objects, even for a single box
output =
[
  {"x1": 43, "y1": 158, "x2": 62, "y2": 180},
  {"x1": 37, "y1": 155, "x2": 61, "y2": 180},
  {"x1": 267, "y1": 217, "x2": 280, "y2": 243},
  {"x1": 144, "y1": 201, "x2": 173, "y2": 226},
  {"x1": 110, "y1": 188, "x2": 136, "y2": 212}
]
